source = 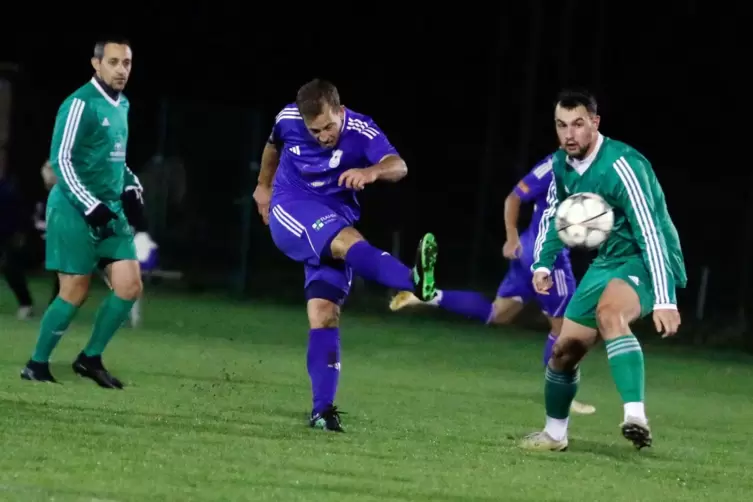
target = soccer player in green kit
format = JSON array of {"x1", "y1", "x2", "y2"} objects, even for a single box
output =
[
  {"x1": 21, "y1": 38, "x2": 147, "y2": 389},
  {"x1": 519, "y1": 89, "x2": 686, "y2": 451}
]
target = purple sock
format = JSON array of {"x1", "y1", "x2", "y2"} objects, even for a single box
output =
[
  {"x1": 543, "y1": 333, "x2": 557, "y2": 367},
  {"x1": 344, "y1": 241, "x2": 414, "y2": 291},
  {"x1": 437, "y1": 290, "x2": 494, "y2": 323},
  {"x1": 307, "y1": 328, "x2": 341, "y2": 414}
]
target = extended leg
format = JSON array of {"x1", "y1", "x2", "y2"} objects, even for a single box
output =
[
  {"x1": 390, "y1": 256, "x2": 532, "y2": 323},
  {"x1": 597, "y1": 279, "x2": 651, "y2": 449},
  {"x1": 332, "y1": 227, "x2": 437, "y2": 301},
  {"x1": 396, "y1": 292, "x2": 545, "y2": 327},
  {"x1": 269, "y1": 200, "x2": 434, "y2": 299}
]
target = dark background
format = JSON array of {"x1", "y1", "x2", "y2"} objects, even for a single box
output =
[{"x1": 0, "y1": 2, "x2": 747, "y2": 342}]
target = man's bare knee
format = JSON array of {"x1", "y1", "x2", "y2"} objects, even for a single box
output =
[
  {"x1": 549, "y1": 320, "x2": 598, "y2": 371},
  {"x1": 550, "y1": 338, "x2": 589, "y2": 371},
  {"x1": 489, "y1": 297, "x2": 523, "y2": 325},
  {"x1": 329, "y1": 227, "x2": 365, "y2": 260},
  {"x1": 108, "y1": 260, "x2": 143, "y2": 300},
  {"x1": 58, "y1": 274, "x2": 91, "y2": 306},
  {"x1": 596, "y1": 279, "x2": 641, "y2": 340},
  {"x1": 595, "y1": 304, "x2": 629, "y2": 339},
  {"x1": 307, "y1": 299, "x2": 340, "y2": 329}
]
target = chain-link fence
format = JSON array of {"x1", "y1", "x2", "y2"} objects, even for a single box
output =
[{"x1": 136, "y1": 99, "x2": 260, "y2": 293}]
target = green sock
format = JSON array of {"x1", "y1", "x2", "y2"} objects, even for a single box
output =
[
  {"x1": 83, "y1": 292, "x2": 135, "y2": 357},
  {"x1": 544, "y1": 365, "x2": 580, "y2": 419},
  {"x1": 32, "y1": 297, "x2": 78, "y2": 363},
  {"x1": 605, "y1": 334, "x2": 645, "y2": 402}
]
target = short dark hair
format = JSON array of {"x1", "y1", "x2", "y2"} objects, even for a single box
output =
[
  {"x1": 93, "y1": 37, "x2": 131, "y2": 60},
  {"x1": 295, "y1": 79, "x2": 340, "y2": 119},
  {"x1": 556, "y1": 88, "x2": 598, "y2": 115}
]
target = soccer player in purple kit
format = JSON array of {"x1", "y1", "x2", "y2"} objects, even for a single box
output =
[
  {"x1": 252, "y1": 79, "x2": 437, "y2": 432},
  {"x1": 390, "y1": 154, "x2": 595, "y2": 415}
]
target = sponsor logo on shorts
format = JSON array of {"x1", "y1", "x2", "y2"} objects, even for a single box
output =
[{"x1": 312, "y1": 213, "x2": 337, "y2": 230}]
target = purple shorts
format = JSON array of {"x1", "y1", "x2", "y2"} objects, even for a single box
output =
[
  {"x1": 496, "y1": 256, "x2": 575, "y2": 318},
  {"x1": 269, "y1": 198, "x2": 353, "y2": 305}
]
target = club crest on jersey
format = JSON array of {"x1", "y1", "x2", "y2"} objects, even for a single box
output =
[{"x1": 329, "y1": 149, "x2": 343, "y2": 169}]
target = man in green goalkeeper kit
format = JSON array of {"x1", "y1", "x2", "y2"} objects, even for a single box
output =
[
  {"x1": 21, "y1": 38, "x2": 154, "y2": 389},
  {"x1": 520, "y1": 89, "x2": 686, "y2": 452}
]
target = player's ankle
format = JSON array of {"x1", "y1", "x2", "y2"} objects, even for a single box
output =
[
  {"x1": 544, "y1": 416, "x2": 569, "y2": 441},
  {"x1": 426, "y1": 290, "x2": 443, "y2": 306},
  {"x1": 623, "y1": 402, "x2": 646, "y2": 422}
]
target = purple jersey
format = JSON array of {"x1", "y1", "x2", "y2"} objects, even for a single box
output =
[
  {"x1": 269, "y1": 104, "x2": 398, "y2": 222},
  {"x1": 512, "y1": 154, "x2": 571, "y2": 269},
  {"x1": 267, "y1": 104, "x2": 398, "y2": 305},
  {"x1": 496, "y1": 154, "x2": 575, "y2": 315}
]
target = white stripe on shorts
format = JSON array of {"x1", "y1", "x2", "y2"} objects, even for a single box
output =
[
  {"x1": 271, "y1": 205, "x2": 304, "y2": 237},
  {"x1": 554, "y1": 269, "x2": 568, "y2": 297}
]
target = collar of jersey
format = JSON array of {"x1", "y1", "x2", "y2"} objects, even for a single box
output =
[{"x1": 90, "y1": 77, "x2": 121, "y2": 107}]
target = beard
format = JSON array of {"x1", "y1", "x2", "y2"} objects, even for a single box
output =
[{"x1": 568, "y1": 142, "x2": 590, "y2": 161}]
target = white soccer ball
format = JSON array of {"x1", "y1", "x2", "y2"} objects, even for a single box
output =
[{"x1": 555, "y1": 192, "x2": 614, "y2": 249}]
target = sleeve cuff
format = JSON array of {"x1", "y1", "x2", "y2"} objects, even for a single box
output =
[
  {"x1": 84, "y1": 203, "x2": 100, "y2": 215},
  {"x1": 512, "y1": 186, "x2": 527, "y2": 199},
  {"x1": 533, "y1": 267, "x2": 551, "y2": 275},
  {"x1": 653, "y1": 303, "x2": 677, "y2": 310}
]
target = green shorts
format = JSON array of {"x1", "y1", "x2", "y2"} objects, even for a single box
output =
[
  {"x1": 564, "y1": 256, "x2": 654, "y2": 329},
  {"x1": 45, "y1": 191, "x2": 136, "y2": 275}
]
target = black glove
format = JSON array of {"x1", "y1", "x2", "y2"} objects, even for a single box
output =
[
  {"x1": 85, "y1": 203, "x2": 117, "y2": 229},
  {"x1": 121, "y1": 187, "x2": 148, "y2": 232}
]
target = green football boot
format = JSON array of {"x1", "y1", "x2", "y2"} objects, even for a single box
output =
[{"x1": 413, "y1": 233, "x2": 438, "y2": 302}]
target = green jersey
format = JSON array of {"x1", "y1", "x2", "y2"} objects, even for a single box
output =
[
  {"x1": 49, "y1": 78, "x2": 141, "y2": 215},
  {"x1": 533, "y1": 134, "x2": 687, "y2": 308}
]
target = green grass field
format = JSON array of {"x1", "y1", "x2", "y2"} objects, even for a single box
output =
[{"x1": 1, "y1": 280, "x2": 753, "y2": 501}]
